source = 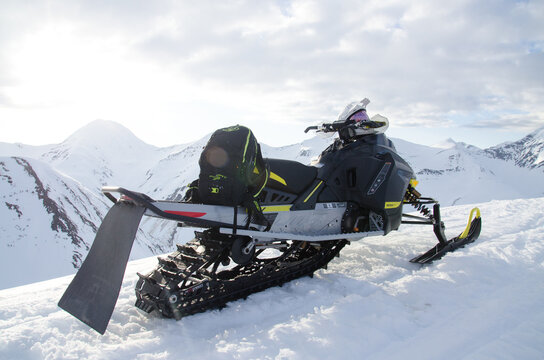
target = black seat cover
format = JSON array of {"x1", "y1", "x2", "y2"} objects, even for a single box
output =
[{"x1": 265, "y1": 158, "x2": 317, "y2": 194}]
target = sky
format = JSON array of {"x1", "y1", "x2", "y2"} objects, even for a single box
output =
[{"x1": 0, "y1": 0, "x2": 543, "y2": 149}]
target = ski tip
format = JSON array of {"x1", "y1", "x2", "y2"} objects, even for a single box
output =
[{"x1": 459, "y1": 207, "x2": 481, "y2": 240}]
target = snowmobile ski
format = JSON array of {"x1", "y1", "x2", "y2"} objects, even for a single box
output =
[
  {"x1": 409, "y1": 207, "x2": 482, "y2": 264},
  {"x1": 403, "y1": 187, "x2": 482, "y2": 264}
]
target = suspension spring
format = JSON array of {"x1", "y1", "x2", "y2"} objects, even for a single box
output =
[{"x1": 404, "y1": 186, "x2": 434, "y2": 220}]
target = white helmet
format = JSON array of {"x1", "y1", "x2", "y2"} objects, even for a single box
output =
[{"x1": 338, "y1": 98, "x2": 389, "y2": 136}]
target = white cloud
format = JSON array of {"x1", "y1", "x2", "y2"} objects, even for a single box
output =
[{"x1": 0, "y1": 0, "x2": 543, "y2": 147}]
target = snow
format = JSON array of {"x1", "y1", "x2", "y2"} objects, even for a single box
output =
[
  {"x1": 431, "y1": 137, "x2": 457, "y2": 149},
  {"x1": 1, "y1": 197, "x2": 544, "y2": 359},
  {"x1": 392, "y1": 138, "x2": 544, "y2": 205},
  {"x1": 42, "y1": 120, "x2": 164, "y2": 192},
  {"x1": 536, "y1": 150, "x2": 544, "y2": 165},
  {"x1": 0, "y1": 156, "x2": 109, "y2": 288}
]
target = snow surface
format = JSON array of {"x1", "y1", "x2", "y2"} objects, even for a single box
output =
[{"x1": 1, "y1": 197, "x2": 543, "y2": 359}]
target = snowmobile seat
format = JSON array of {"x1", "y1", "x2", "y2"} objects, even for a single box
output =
[{"x1": 265, "y1": 158, "x2": 317, "y2": 194}]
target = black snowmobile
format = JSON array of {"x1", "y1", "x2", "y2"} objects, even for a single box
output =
[{"x1": 58, "y1": 99, "x2": 482, "y2": 335}]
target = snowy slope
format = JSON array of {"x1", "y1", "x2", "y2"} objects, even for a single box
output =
[
  {"x1": 0, "y1": 154, "x2": 171, "y2": 289},
  {"x1": 1, "y1": 197, "x2": 543, "y2": 359},
  {"x1": 261, "y1": 135, "x2": 335, "y2": 164},
  {"x1": 2, "y1": 120, "x2": 544, "y2": 290},
  {"x1": 393, "y1": 138, "x2": 544, "y2": 205},
  {"x1": 0, "y1": 122, "x2": 193, "y2": 289},
  {"x1": 0, "y1": 156, "x2": 108, "y2": 288},
  {"x1": 40, "y1": 120, "x2": 165, "y2": 192},
  {"x1": 485, "y1": 126, "x2": 544, "y2": 170}
]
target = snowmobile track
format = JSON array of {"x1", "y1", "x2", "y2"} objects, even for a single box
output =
[{"x1": 135, "y1": 233, "x2": 349, "y2": 320}]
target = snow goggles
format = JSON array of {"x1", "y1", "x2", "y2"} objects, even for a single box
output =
[{"x1": 348, "y1": 109, "x2": 370, "y2": 122}]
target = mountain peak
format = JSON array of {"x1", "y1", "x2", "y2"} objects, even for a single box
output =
[
  {"x1": 527, "y1": 125, "x2": 544, "y2": 140},
  {"x1": 64, "y1": 120, "x2": 150, "y2": 148},
  {"x1": 432, "y1": 138, "x2": 457, "y2": 149},
  {"x1": 484, "y1": 125, "x2": 544, "y2": 169}
]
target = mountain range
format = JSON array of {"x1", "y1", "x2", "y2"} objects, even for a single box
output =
[{"x1": 1, "y1": 120, "x2": 543, "y2": 289}]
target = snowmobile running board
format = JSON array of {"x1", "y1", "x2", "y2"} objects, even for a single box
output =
[{"x1": 220, "y1": 228, "x2": 384, "y2": 242}]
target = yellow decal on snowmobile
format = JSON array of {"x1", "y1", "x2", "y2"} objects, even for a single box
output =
[
  {"x1": 262, "y1": 205, "x2": 292, "y2": 213},
  {"x1": 269, "y1": 171, "x2": 287, "y2": 186},
  {"x1": 254, "y1": 167, "x2": 269, "y2": 198},
  {"x1": 209, "y1": 174, "x2": 227, "y2": 181},
  {"x1": 304, "y1": 181, "x2": 323, "y2": 203},
  {"x1": 385, "y1": 201, "x2": 401, "y2": 209},
  {"x1": 410, "y1": 179, "x2": 419, "y2": 187},
  {"x1": 222, "y1": 126, "x2": 240, "y2": 132},
  {"x1": 211, "y1": 187, "x2": 220, "y2": 194},
  {"x1": 242, "y1": 129, "x2": 252, "y2": 163},
  {"x1": 459, "y1": 207, "x2": 481, "y2": 239}
]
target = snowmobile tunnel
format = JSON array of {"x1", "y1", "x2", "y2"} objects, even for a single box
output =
[{"x1": 101, "y1": 187, "x2": 232, "y2": 228}]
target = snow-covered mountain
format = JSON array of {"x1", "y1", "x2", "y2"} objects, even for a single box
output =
[
  {"x1": 0, "y1": 156, "x2": 107, "y2": 288},
  {"x1": 1, "y1": 197, "x2": 543, "y2": 359},
  {"x1": 1, "y1": 120, "x2": 544, "y2": 289},
  {"x1": 484, "y1": 126, "x2": 544, "y2": 170},
  {"x1": 393, "y1": 138, "x2": 544, "y2": 206},
  {"x1": 41, "y1": 120, "x2": 168, "y2": 192}
]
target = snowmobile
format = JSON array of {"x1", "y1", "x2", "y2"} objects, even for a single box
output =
[{"x1": 58, "y1": 99, "x2": 482, "y2": 335}]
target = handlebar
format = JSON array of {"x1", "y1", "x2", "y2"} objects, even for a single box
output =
[{"x1": 304, "y1": 120, "x2": 384, "y2": 134}]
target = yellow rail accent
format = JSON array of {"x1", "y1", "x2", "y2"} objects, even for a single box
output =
[
  {"x1": 254, "y1": 168, "x2": 269, "y2": 198},
  {"x1": 262, "y1": 205, "x2": 293, "y2": 213},
  {"x1": 242, "y1": 129, "x2": 252, "y2": 163},
  {"x1": 269, "y1": 171, "x2": 287, "y2": 186},
  {"x1": 459, "y1": 207, "x2": 481, "y2": 239},
  {"x1": 303, "y1": 181, "x2": 323, "y2": 203}
]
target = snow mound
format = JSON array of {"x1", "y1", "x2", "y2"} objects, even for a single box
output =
[{"x1": 1, "y1": 198, "x2": 543, "y2": 359}]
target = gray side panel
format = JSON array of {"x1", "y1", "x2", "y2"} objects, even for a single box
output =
[
  {"x1": 58, "y1": 202, "x2": 145, "y2": 335},
  {"x1": 269, "y1": 203, "x2": 347, "y2": 236}
]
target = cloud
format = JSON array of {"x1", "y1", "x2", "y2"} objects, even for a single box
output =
[
  {"x1": 0, "y1": 0, "x2": 543, "y2": 146},
  {"x1": 462, "y1": 111, "x2": 544, "y2": 131},
  {"x1": 132, "y1": 1, "x2": 544, "y2": 121}
]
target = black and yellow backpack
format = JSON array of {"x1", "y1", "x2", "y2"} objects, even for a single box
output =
[{"x1": 197, "y1": 125, "x2": 268, "y2": 213}]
